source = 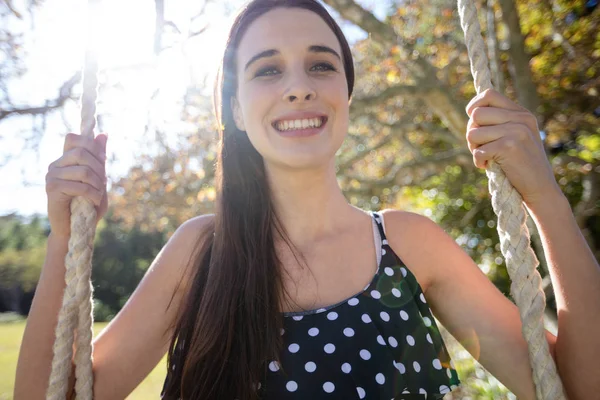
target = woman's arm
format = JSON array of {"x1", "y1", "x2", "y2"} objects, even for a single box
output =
[
  {"x1": 383, "y1": 204, "x2": 600, "y2": 400},
  {"x1": 14, "y1": 233, "x2": 76, "y2": 399},
  {"x1": 525, "y1": 192, "x2": 600, "y2": 399}
]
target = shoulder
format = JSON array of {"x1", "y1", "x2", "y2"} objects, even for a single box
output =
[
  {"x1": 378, "y1": 208, "x2": 455, "y2": 293},
  {"x1": 176, "y1": 213, "x2": 215, "y2": 238},
  {"x1": 163, "y1": 214, "x2": 215, "y2": 287}
]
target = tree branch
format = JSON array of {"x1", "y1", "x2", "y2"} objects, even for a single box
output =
[{"x1": 0, "y1": 72, "x2": 80, "y2": 122}]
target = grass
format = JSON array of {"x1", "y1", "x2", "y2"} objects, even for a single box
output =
[{"x1": 0, "y1": 320, "x2": 167, "y2": 400}]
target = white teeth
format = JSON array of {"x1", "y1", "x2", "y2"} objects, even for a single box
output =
[{"x1": 275, "y1": 117, "x2": 324, "y2": 131}]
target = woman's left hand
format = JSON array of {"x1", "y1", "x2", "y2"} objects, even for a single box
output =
[{"x1": 465, "y1": 88, "x2": 563, "y2": 209}]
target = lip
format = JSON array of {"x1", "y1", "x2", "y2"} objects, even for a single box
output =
[{"x1": 271, "y1": 112, "x2": 329, "y2": 138}]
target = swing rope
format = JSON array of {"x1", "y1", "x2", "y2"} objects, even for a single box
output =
[
  {"x1": 457, "y1": 1, "x2": 566, "y2": 399},
  {"x1": 45, "y1": 0, "x2": 566, "y2": 399},
  {"x1": 46, "y1": 1, "x2": 98, "y2": 399}
]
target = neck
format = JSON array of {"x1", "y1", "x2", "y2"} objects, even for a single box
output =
[{"x1": 265, "y1": 159, "x2": 364, "y2": 247}]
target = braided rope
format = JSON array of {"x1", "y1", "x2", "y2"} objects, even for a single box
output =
[
  {"x1": 456, "y1": 1, "x2": 566, "y2": 399},
  {"x1": 46, "y1": 1, "x2": 99, "y2": 399}
]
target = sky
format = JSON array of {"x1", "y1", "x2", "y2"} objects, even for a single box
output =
[{"x1": 0, "y1": 0, "x2": 383, "y2": 217}]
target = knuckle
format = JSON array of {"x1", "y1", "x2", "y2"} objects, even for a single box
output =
[
  {"x1": 504, "y1": 137, "x2": 517, "y2": 150},
  {"x1": 515, "y1": 125, "x2": 529, "y2": 141},
  {"x1": 46, "y1": 178, "x2": 57, "y2": 192}
]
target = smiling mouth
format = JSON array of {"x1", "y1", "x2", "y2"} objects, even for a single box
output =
[{"x1": 272, "y1": 117, "x2": 328, "y2": 132}]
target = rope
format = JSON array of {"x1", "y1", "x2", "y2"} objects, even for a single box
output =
[
  {"x1": 46, "y1": 1, "x2": 99, "y2": 399},
  {"x1": 456, "y1": 1, "x2": 566, "y2": 399}
]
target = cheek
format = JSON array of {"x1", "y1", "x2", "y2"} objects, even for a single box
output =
[{"x1": 240, "y1": 87, "x2": 272, "y2": 127}]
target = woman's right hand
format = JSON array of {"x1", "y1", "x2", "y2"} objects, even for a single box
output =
[{"x1": 46, "y1": 132, "x2": 108, "y2": 238}]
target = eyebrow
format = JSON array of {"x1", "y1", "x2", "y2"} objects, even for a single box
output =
[{"x1": 244, "y1": 45, "x2": 341, "y2": 71}]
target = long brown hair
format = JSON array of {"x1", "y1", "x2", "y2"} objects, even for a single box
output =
[{"x1": 162, "y1": 1, "x2": 355, "y2": 399}]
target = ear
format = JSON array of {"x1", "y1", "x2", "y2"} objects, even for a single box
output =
[{"x1": 230, "y1": 96, "x2": 246, "y2": 131}]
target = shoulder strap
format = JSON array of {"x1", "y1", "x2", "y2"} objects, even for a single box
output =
[{"x1": 370, "y1": 211, "x2": 387, "y2": 242}]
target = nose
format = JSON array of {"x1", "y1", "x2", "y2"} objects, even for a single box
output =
[{"x1": 282, "y1": 75, "x2": 317, "y2": 103}]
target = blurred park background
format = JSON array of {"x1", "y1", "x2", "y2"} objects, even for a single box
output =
[{"x1": 0, "y1": 0, "x2": 598, "y2": 398}]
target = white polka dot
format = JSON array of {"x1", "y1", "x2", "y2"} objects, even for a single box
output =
[
  {"x1": 327, "y1": 311, "x2": 338, "y2": 320},
  {"x1": 447, "y1": 368, "x2": 453, "y2": 378},
  {"x1": 377, "y1": 335, "x2": 385, "y2": 345},
  {"x1": 380, "y1": 311, "x2": 390, "y2": 321},
  {"x1": 323, "y1": 382, "x2": 335, "y2": 393},
  {"x1": 308, "y1": 327, "x2": 319, "y2": 336},
  {"x1": 392, "y1": 288, "x2": 401, "y2": 297},
  {"x1": 286, "y1": 381, "x2": 298, "y2": 392},
  {"x1": 433, "y1": 359, "x2": 442, "y2": 370},
  {"x1": 292, "y1": 315, "x2": 303, "y2": 321},
  {"x1": 426, "y1": 333, "x2": 433, "y2": 344},
  {"x1": 382, "y1": 239, "x2": 388, "y2": 245},
  {"x1": 413, "y1": 361, "x2": 421, "y2": 372},
  {"x1": 341, "y1": 363, "x2": 351, "y2": 373},
  {"x1": 348, "y1": 298, "x2": 359, "y2": 306},
  {"x1": 257, "y1": 382, "x2": 261, "y2": 390},
  {"x1": 381, "y1": 248, "x2": 387, "y2": 255},
  {"x1": 376, "y1": 373, "x2": 385, "y2": 384},
  {"x1": 400, "y1": 267, "x2": 407, "y2": 277},
  {"x1": 400, "y1": 310, "x2": 409, "y2": 320},
  {"x1": 324, "y1": 343, "x2": 336, "y2": 354},
  {"x1": 423, "y1": 316, "x2": 432, "y2": 327},
  {"x1": 388, "y1": 336, "x2": 398, "y2": 347},
  {"x1": 360, "y1": 349, "x2": 371, "y2": 360},
  {"x1": 406, "y1": 335, "x2": 415, "y2": 346},
  {"x1": 440, "y1": 385, "x2": 450, "y2": 394},
  {"x1": 451, "y1": 384, "x2": 458, "y2": 390},
  {"x1": 269, "y1": 361, "x2": 280, "y2": 372},
  {"x1": 384, "y1": 267, "x2": 394, "y2": 276},
  {"x1": 343, "y1": 327, "x2": 355, "y2": 337},
  {"x1": 288, "y1": 343, "x2": 300, "y2": 353},
  {"x1": 371, "y1": 290, "x2": 381, "y2": 299},
  {"x1": 402, "y1": 389, "x2": 410, "y2": 394},
  {"x1": 356, "y1": 387, "x2": 366, "y2": 399},
  {"x1": 393, "y1": 361, "x2": 406, "y2": 374},
  {"x1": 420, "y1": 293, "x2": 427, "y2": 303},
  {"x1": 305, "y1": 361, "x2": 316, "y2": 373},
  {"x1": 280, "y1": 328, "x2": 285, "y2": 336},
  {"x1": 361, "y1": 314, "x2": 372, "y2": 323},
  {"x1": 419, "y1": 388, "x2": 427, "y2": 396},
  {"x1": 316, "y1": 308, "x2": 327, "y2": 313}
]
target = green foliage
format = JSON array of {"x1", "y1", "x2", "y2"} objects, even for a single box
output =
[
  {"x1": 0, "y1": 214, "x2": 48, "y2": 291},
  {"x1": 91, "y1": 210, "x2": 167, "y2": 317}
]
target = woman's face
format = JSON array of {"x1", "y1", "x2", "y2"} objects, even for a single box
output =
[{"x1": 232, "y1": 7, "x2": 349, "y2": 170}]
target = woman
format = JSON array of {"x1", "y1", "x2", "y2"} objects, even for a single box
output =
[{"x1": 15, "y1": 0, "x2": 600, "y2": 399}]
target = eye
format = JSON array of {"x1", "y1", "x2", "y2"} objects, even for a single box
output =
[
  {"x1": 255, "y1": 66, "x2": 279, "y2": 77},
  {"x1": 311, "y1": 62, "x2": 337, "y2": 72}
]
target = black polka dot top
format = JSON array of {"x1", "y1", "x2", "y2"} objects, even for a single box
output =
[
  {"x1": 259, "y1": 211, "x2": 460, "y2": 399},
  {"x1": 162, "y1": 211, "x2": 461, "y2": 399}
]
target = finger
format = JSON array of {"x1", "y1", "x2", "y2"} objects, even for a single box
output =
[
  {"x1": 467, "y1": 106, "x2": 538, "y2": 138},
  {"x1": 465, "y1": 88, "x2": 525, "y2": 117},
  {"x1": 63, "y1": 132, "x2": 106, "y2": 164},
  {"x1": 49, "y1": 147, "x2": 106, "y2": 183},
  {"x1": 466, "y1": 122, "x2": 531, "y2": 153},
  {"x1": 472, "y1": 138, "x2": 515, "y2": 170},
  {"x1": 46, "y1": 177, "x2": 104, "y2": 207},
  {"x1": 48, "y1": 165, "x2": 105, "y2": 192}
]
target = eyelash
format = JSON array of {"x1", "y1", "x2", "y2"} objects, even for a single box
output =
[{"x1": 254, "y1": 62, "x2": 337, "y2": 77}]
